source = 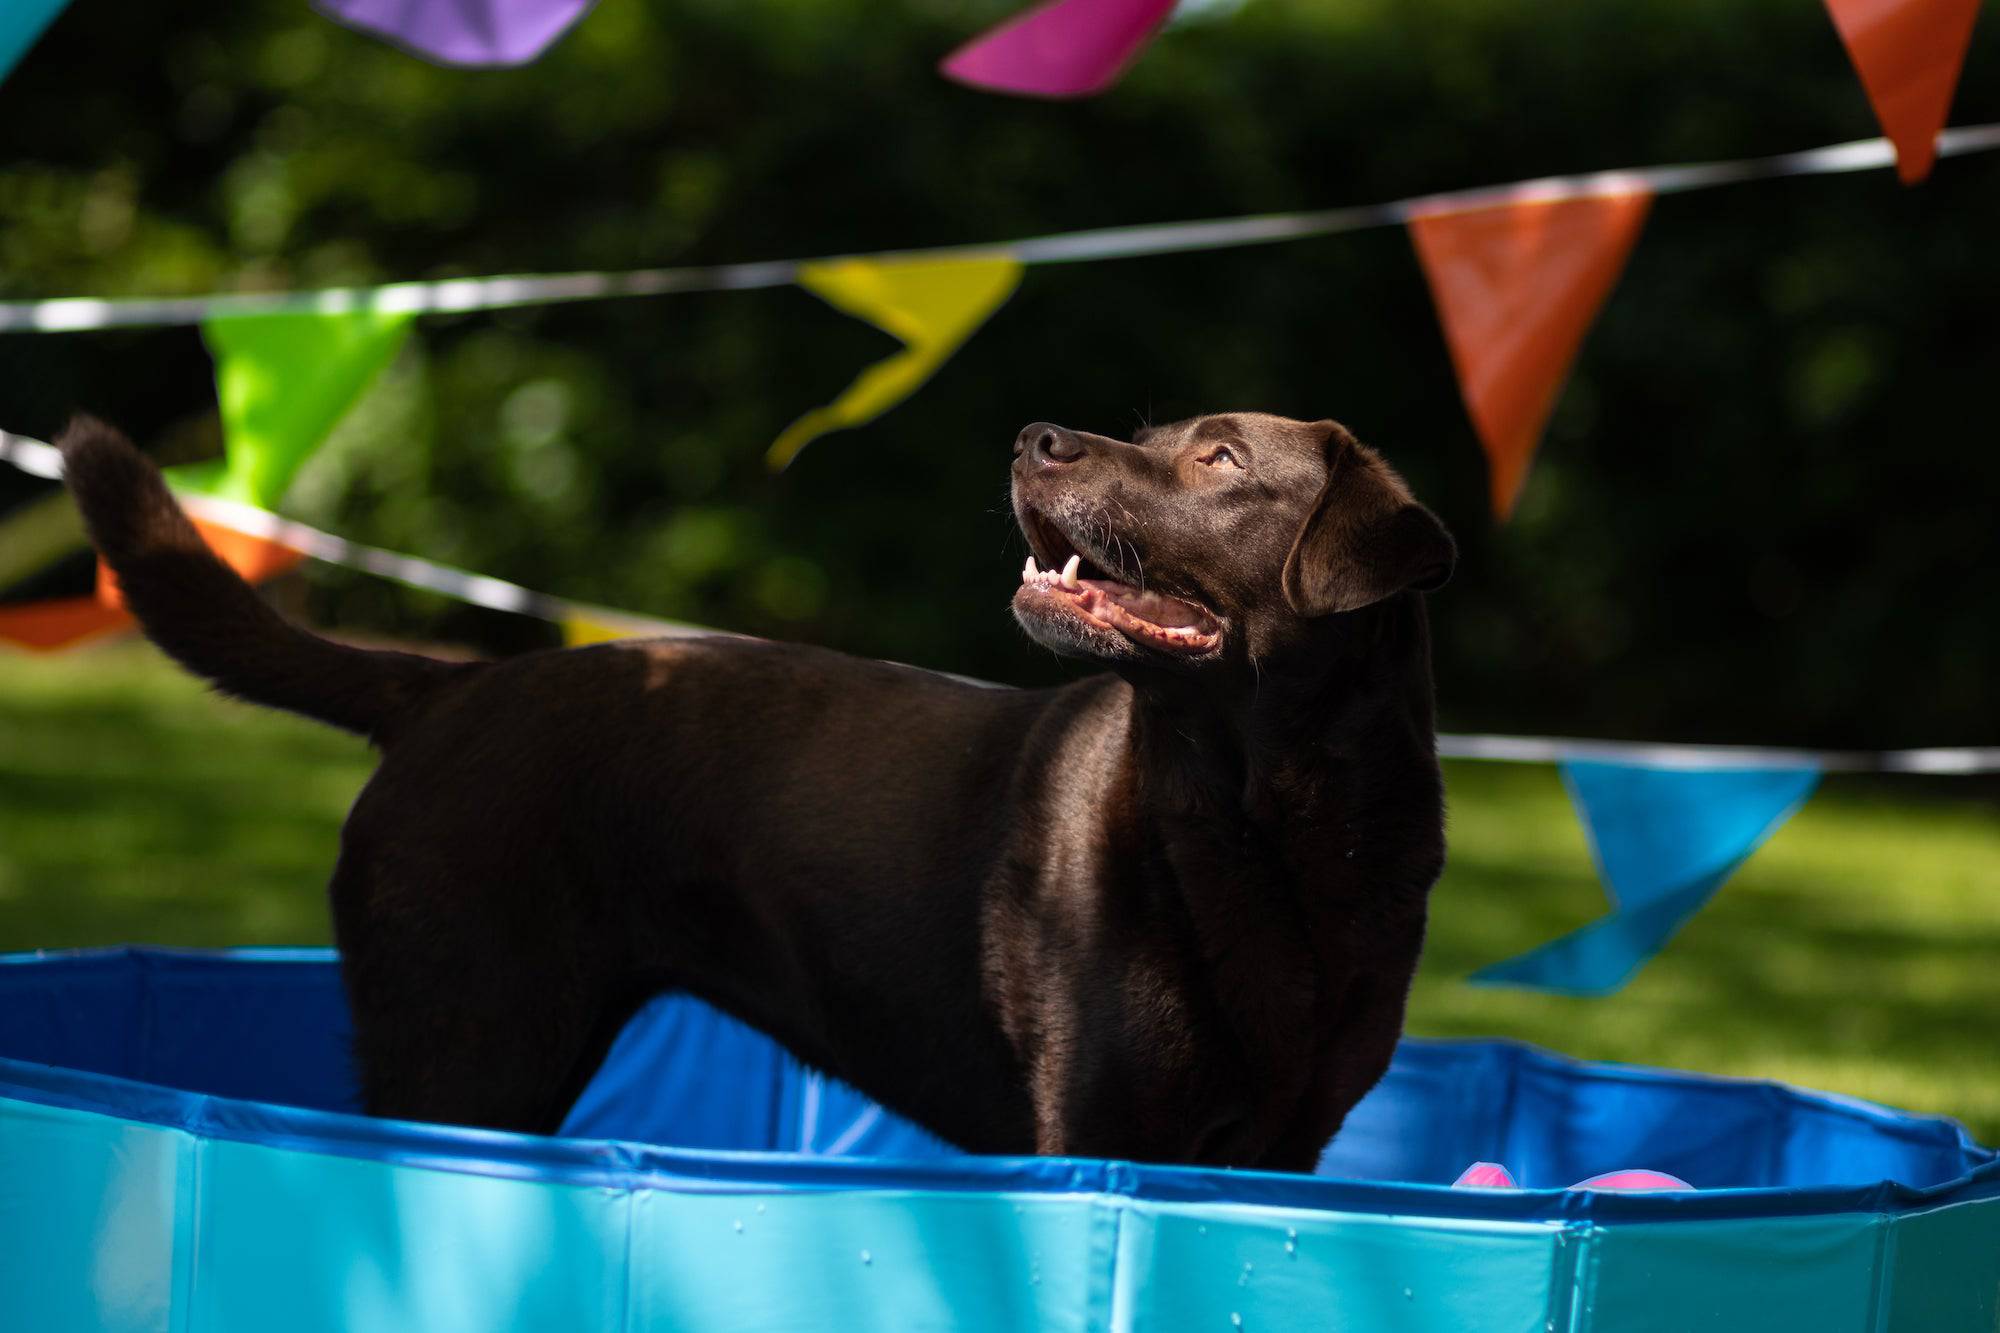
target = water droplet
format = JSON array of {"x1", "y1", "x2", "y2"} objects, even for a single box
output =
[
  {"x1": 1284, "y1": 1241, "x2": 1296, "y2": 1257},
  {"x1": 755, "y1": 1203, "x2": 766, "y2": 1214},
  {"x1": 1197, "y1": 1224, "x2": 1207, "y2": 1236},
  {"x1": 1285, "y1": 1227, "x2": 1296, "y2": 1242},
  {"x1": 1243, "y1": 1261, "x2": 1254, "y2": 1273},
  {"x1": 732, "y1": 1219, "x2": 743, "y2": 1233},
  {"x1": 1230, "y1": 1315, "x2": 1243, "y2": 1329},
  {"x1": 1404, "y1": 1287, "x2": 1414, "y2": 1301},
  {"x1": 860, "y1": 1249, "x2": 872, "y2": 1266}
]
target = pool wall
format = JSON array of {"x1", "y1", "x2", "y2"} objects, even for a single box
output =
[{"x1": 4, "y1": 948, "x2": 1997, "y2": 1331}]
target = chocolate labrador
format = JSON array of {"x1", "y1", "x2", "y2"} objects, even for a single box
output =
[{"x1": 61, "y1": 410, "x2": 1453, "y2": 1172}]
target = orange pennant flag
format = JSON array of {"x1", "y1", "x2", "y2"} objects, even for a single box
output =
[
  {"x1": 0, "y1": 596, "x2": 132, "y2": 651},
  {"x1": 95, "y1": 518, "x2": 305, "y2": 610},
  {"x1": 1, "y1": 517, "x2": 304, "y2": 652},
  {"x1": 1409, "y1": 191, "x2": 1651, "y2": 519},
  {"x1": 1824, "y1": 0, "x2": 1981, "y2": 184}
]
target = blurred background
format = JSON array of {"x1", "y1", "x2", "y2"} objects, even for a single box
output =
[{"x1": 1, "y1": 0, "x2": 1996, "y2": 1130}]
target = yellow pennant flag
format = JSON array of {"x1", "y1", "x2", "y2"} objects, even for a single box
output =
[
  {"x1": 562, "y1": 614, "x2": 641, "y2": 647},
  {"x1": 766, "y1": 253, "x2": 1023, "y2": 470},
  {"x1": 561, "y1": 608, "x2": 719, "y2": 645}
]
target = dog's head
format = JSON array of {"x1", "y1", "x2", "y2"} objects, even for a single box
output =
[{"x1": 1010, "y1": 413, "x2": 1454, "y2": 670}]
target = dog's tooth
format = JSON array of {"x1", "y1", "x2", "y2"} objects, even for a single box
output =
[
  {"x1": 1061, "y1": 554, "x2": 1082, "y2": 589},
  {"x1": 1023, "y1": 556, "x2": 1038, "y2": 582}
]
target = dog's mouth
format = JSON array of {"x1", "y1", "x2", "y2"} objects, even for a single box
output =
[{"x1": 1014, "y1": 507, "x2": 1223, "y2": 656}]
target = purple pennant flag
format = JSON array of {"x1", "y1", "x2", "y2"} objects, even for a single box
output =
[
  {"x1": 941, "y1": 0, "x2": 1178, "y2": 99},
  {"x1": 316, "y1": 0, "x2": 596, "y2": 67}
]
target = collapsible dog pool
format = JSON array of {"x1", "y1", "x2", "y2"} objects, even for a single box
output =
[{"x1": 4, "y1": 949, "x2": 1997, "y2": 1331}]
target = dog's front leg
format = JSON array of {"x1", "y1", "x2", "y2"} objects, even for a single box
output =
[
  {"x1": 1022, "y1": 1000, "x2": 1202, "y2": 1163},
  {"x1": 1026, "y1": 1030, "x2": 1084, "y2": 1158},
  {"x1": 1019, "y1": 997, "x2": 1126, "y2": 1160}
]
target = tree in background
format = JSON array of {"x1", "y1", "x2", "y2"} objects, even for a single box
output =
[{"x1": 1, "y1": 0, "x2": 1994, "y2": 746}]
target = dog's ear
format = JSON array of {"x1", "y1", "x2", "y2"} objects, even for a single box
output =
[{"x1": 1282, "y1": 423, "x2": 1456, "y2": 617}]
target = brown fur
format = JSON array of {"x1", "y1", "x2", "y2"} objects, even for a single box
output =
[{"x1": 61, "y1": 411, "x2": 1453, "y2": 1171}]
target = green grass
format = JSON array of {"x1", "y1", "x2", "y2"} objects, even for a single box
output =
[
  {"x1": 4, "y1": 642, "x2": 1998, "y2": 1138},
  {"x1": 0, "y1": 642, "x2": 372, "y2": 947}
]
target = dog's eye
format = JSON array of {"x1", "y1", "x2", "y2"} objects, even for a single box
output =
[{"x1": 1200, "y1": 446, "x2": 1242, "y2": 470}]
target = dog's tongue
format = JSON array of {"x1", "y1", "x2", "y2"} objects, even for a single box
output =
[{"x1": 1083, "y1": 579, "x2": 1211, "y2": 630}]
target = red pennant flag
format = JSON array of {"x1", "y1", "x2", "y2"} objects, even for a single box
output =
[
  {"x1": 1409, "y1": 191, "x2": 1651, "y2": 519},
  {"x1": 1, "y1": 517, "x2": 304, "y2": 652},
  {"x1": 1823, "y1": 0, "x2": 1982, "y2": 184}
]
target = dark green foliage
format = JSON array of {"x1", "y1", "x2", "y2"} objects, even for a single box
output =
[{"x1": 2, "y1": 0, "x2": 1995, "y2": 743}]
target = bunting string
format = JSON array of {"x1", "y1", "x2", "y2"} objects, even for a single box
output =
[
  {"x1": 4, "y1": 428, "x2": 1992, "y2": 774},
  {"x1": 6, "y1": 426, "x2": 1992, "y2": 994},
  {"x1": 0, "y1": 430, "x2": 715, "y2": 643},
  {"x1": 3, "y1": 124, "x2": 1997, "y2": 335},
  {"x1": 1436, "y1": 733, "x2": 1999, "y2": 776}
]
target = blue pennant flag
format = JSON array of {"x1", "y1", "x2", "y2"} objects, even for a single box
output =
[
  {"x1": 1472, "y1": 759, "x2": 1822, "y2": 996},
  {"x1": 1, "y1": 0, "x2": 67, "y2": 83}
]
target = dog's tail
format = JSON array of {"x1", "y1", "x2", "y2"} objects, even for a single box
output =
[{"x1": 59, "y1": 417, "x2": 474, "y2": 742}]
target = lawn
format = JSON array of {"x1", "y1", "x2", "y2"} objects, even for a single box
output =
[{"x1": 4, "y1": 641, "x2": 1998, "y2": 1139}]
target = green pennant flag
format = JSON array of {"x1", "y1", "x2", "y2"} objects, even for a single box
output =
[{"x1": 170, "y1": 308, "x2": 416, "y2": 506}]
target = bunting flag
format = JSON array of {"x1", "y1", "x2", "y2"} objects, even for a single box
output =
[
  {"x1": 315, "y1": 0, "x2": 595, "y2": 67},
  {"x1": 0, "y1": 0, "x2": 66, "y2": 83},
  {"x1": 0, "y1": 516, "x2": 304, "y2": 652},
  {"x1": 0, "y1": 595, "x2": 130, "y2": 652},
  {"x1": 1472, "y1": 759, "x2": 1822, "y2": 996},
  {"x1": 562, "y1": 616, "x2": 630, "y2": 647},
  {"x1": 1409, "y1": 191, "x2": 1651, "y2": 519},
  {"x1": 169, "y1": 309, "x2": 416, "y2": 508},
  {"x1": 561, "y1": 612, "x2": 660, "y2": 646},
  {"x1": 94, "y1": 518, "x2": 304, "y2": 610},
  {"x1": 941, "y1": 0, "x2": 1178, "y2": 98},
  {"x1": 1823, "y1": 0, "x2": 1983, "y2": 184},
  {"x1": 766, "y1": 254, "x2": 1023, "y2": 470}
]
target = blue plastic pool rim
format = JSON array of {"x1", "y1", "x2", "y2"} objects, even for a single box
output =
[{"x1": 6, "y1": 945, "x2": 1997, "y2": 1226}]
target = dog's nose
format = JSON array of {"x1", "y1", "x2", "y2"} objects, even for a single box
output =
[{"x1": 1016, "y1": 423, "x2": 1085, "y2": 465}]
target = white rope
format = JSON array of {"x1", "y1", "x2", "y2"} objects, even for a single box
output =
[
  {"x1": 0, "y1": 430, "x2": 713, "y2": 638},
  {"x1": 1, "y1": 125, "x2": 1994, "y2": 332},
  {"x1": 1435, "y1": 733, "x2": 2000, "y2": 775}
]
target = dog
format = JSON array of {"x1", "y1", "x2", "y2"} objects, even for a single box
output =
[{"x1": 61, "y1": 410, "x2": 1453, "y2": 1172}]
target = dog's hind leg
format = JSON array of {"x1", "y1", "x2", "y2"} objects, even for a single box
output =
[{"x1": 329, "y1": 853, "x2": 641, "y2": 1136}]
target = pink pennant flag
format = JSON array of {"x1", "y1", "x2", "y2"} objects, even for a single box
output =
[{"x1": 941, "y1": 0, "x2": 1177, "y2": 99}]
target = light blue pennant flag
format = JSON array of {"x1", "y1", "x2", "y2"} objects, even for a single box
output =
[
  {"x1": 1, "y1": 0, "x2": 68, "y2": 83},
  {"x1": 1472, "y1": 759, "x2": 1822, "y2": 996}
]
